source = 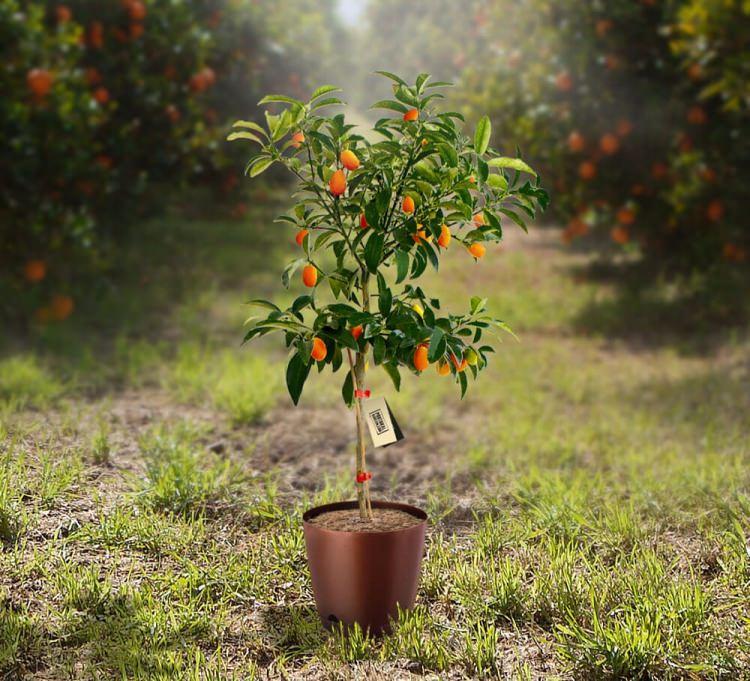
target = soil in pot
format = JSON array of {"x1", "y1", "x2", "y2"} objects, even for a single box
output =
[{"x1": 307, "y1": 507, "x2": 422, "y2": 532}]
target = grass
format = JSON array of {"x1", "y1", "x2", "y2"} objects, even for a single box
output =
[{"x1": 0, "y1": 214, "x2": 748, "y2": 678}]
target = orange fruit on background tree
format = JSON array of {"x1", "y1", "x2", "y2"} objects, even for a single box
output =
[
  {"x1": 473, "y1": 212, "x2": 485, "y2": 226},
  {"x1": 50, "y1": 294, "x2": 74, "y2": 321},
  {"x1": 437, "y1": 224, "x2": 451, "y2": 248},
  {"x1": 127, "y1": 0, "x2": 146, "y2": 20},
  {"x1": 359, "y1": 213, "x2": 368, "y2": 229},
  {"x1": 722, "y1": 243, "x2": 747, "y2": 263},
  {"x1": 190, "y1": 71, "x2": 208, "y2": 92},
  {"x1": 311, "y1": 337, "x2": 327, "y2": 361},
  {"x1": 616, "y1": 208, "x2": 635, "y2": 225},
  {"x1": 88, "y1": 21, "x2": 104, "y2": 48},
  {"x1": 579, "y1": 161, "x2": 597, "y2": 180},
  {"x1": 56, "y1": 5, "x2": 72, "y2": 23},
  {"x1": 351, "y1": 325, "x2": 363, "y2": 341},
  {"x1": 329, "y1": 169, "x2": 346, "y2": 196},
  {"x1": 611, "y1": 226, "x2": 630, "y2": 244},
  {"x1": 596, "y1": 19, "x2": 613, "y2": 37},
  {"x1": 24, "y1": 260, "x2": 46, "y2": 283},
  {"x1": 402, "y1": 195, "x2": 415, "y2": 213},
  {"x1": 403, "y1": 108, "x2": 419, "y2": 121},
  {"x1": 295, "y1": 229, "x2": 309, "y2": 246},
  {"x1": 700, "y1": 167, "x2": 717, "y2": 183},
  {"x1": 340, "y1": 149, "x2": 360, "y2": 171},
  {"x1": 706, "y1": 200, "x2": 724, "y2": 222},
  {"x1": 27, "y1": 68, "x2": 53, "y2": 97},
  {"x1": 567, "y1": 130, "x2": 585, "y2": 152},
  {"x1": 302, "y1": 264, "x2": 318, "y2": 287},
  {"x1": 599, "y1": 133, "x2": 620, "y2": 155},
  {"x1": 436, "y1": 360, "x2": 451, "y2": 376},
  {"x1": 93, "y1": 87, "x2": 110, "y2": 104},
  {"x1": 568, "y1": 217, "x2": 588, "y2": 237},
  {"x1": 615, "y1": 119, "x2": 633, "y2": 137},
  {"x1": 291, "y1": 131, "x2": 305, "y2": 148},
  {"x1": 468, "y1": 243, "x2": 486, "y2": 259},
  {"x1": 413, "y1": 344, "x2": 429, "y2": 372}
]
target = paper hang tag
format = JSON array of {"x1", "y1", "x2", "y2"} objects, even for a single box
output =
[{"x1": 362, "y1": 396, "x2": 405, "y2": 448}]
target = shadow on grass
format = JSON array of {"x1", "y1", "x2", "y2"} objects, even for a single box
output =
[
  {"x1": 623, "y1": 361, "x2": 750, "y2": 437},
  {"x1": 569, "y1": 258, "x2": 750, "y2": 354}
]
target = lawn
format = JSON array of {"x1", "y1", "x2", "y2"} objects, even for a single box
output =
[{"x1": 1, "y1": 199, "x2": 748, "y2": 679}]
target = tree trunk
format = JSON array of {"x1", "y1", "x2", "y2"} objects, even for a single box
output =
[
  {"x1": 353, "y1": 353, "x2": 372, "y2": 520},
  {"x1": 355, "y1": 271, "x2": 373, "y2": 521}
]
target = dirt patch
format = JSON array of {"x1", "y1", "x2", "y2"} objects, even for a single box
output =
[{"x1": 308, "y1": 507, "x2": 423, "y2": 532}]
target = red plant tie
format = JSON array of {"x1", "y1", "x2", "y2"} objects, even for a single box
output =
[
  {"x1": 354, "y1": 389, "x2": 371, "y2": 399},
  {"x1": 356, "y1": 471, "x2": 372, "y2": 483}
]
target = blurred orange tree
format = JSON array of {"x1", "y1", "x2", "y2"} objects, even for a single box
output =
[
  {"x1": 457, "y1": 0, "x2": 748, "y2": 277},
  {"x1": 1, "y1": 0, "x2": 342, "y2": 323},
  {"x1": 358, "y1": 0, "x2": 748, "y2": 286}
]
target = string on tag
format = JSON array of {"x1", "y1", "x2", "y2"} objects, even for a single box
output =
[
  {"x1": 356, "y1": 471, "x2": 372, "y2": 483},
  {"x1": 354, "y1": 389, "x2": 371, "y2": 399}
]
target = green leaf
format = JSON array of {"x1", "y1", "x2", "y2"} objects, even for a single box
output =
[
  {"x1": 382, "y1": 362, "x2": 401, "y2": 391},
  {"x1": 364, "y1": 233, "x2": 384, "y2": 273},
  {"x1": 258, "y1": 94, "x2": 303, "y2": 106},
  {"x1": 286, "y1": 352, "x2": 311, "y2": 405},
  {"x1": 487, "y1": 173, "x2": 508, "y2": 191},
  {"x1": 395, "y1": 250, "x2": 409, "y2": 284},
  {"x1": 248, "y1": 157, "x2": 274, "y2": 178},
  {"x1": 281, "y1": 258, "x2": 305, "y2": 288},
  {"x1": 416, "y1": 73, "x2": 430, "y2": 92},
  {"x1": 231, "y1": 120, "x2": 268, "y2": 136},
  {"x1": 375, "y1": 70, "x2": 408, "y2": 87},
  {"x1": 499, "y1": 208, "x2": 528, "y2": 233},
  {"x1": 379, "y1": 285, "x2": 392, "y2": 316},
  {"x1": 427, "y1": 327, "x2": 446, "y2": 363},
  {"x1": 459, "y1": 370, "x2": 468, "y2": 398},
  {"x1": 246, "y1": 298, "x2": 281, "y2": 311},
  {"x1": 310, "y1": 84, "x2": 341, "y2": 101},
  {"x1": 312, "y1": 97, "x2": 345, "y2": 110},
  {"x1": 341, "y1": 371, "x2": 354, "y2": 406},
  {"x1": 438, "y1": 143, "x2": 458, "y2": 167},
  {"x1": 364, "y1": 202, "x2": 380, "y2": 231},
  {"x1": 373, "y1": 337, "x2": 386, "y2": 365},
  {"x1": 470, "y1": 296, "x2": 487, "y2": 314},
  {"x1": 394, "y1": 85, "x2": 420, "y2": 107},
  {"x1": 474, "y1": 115, "x2": 491, "y2": 156},
  {"x1": 370, "y1": 99, "x2": 409, "y2": 114},
  {"x1": 487, "y1": 157, "x2": 537, "y2": 176},
  {"x1": 226, "y1": 131, "x2": 264, "y2": 144}
]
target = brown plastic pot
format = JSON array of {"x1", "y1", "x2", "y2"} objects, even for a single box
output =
[{"x1": 302, "y1": 499, "x2": 427, "y2": 635}]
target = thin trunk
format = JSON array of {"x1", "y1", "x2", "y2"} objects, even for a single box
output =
[{"x1": 354, "y1": 272, "x2": 373, "y2": 521}]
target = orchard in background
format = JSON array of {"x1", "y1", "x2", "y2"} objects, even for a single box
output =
[
  {"x1": 358, "y1": 0, "x2": 748, "y2": 300},
  {"x1": 0, "y1": 0, "x2": 342, "y2": 323}
]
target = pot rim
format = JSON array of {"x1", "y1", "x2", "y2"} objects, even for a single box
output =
[{"x1": 302, "y1": 499, "x2": 427, "y2": 535}]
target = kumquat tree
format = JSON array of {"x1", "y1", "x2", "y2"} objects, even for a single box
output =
[{"x1": 229, "y1": 72, "x2": 548, "y2": 520}]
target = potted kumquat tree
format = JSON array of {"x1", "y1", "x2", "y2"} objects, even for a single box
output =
[{"x1": 228, "y1": 72, "x2": 547, "y2": 633}]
